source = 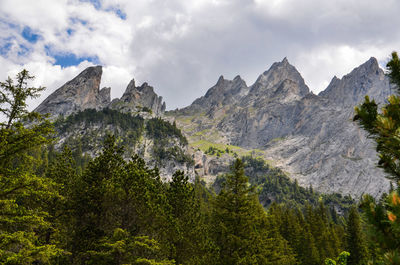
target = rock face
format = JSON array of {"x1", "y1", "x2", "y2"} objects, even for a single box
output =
[
  {"x1": 171, "y1": 57, "x2": 392, "y2": 198},
  {"x1": 36, "y1": 66, "x2": 166, "y2": 117},
  {"x1": 35, "y1": 66, "x2": 110, "y2": 116},
  {"x1": 187, "y1": 75, "x2": 248, "y2": 113},
  {"x1": 110, "y1": 79, "x2": 166, "y2": 116},
  {"x1": 319, "y1": 57, "x2": 392, "y2": 106}
]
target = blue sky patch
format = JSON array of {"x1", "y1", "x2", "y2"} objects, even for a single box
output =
[
  {"x1": 22, "y1": 26, "x2": 40, "y2": 43},
  {"x1": 17, "y1": 44, "x2": 30, "y2": 56},
  {"x1": 114, "y1": 8, "x2": 127, "y2": 20},
  {"x1": 66, "y1": 28, "x2": 74, "y2": 36},
  {"x1": 0, "y1": 42, "x2": 12, "y2": 55},
  {"x1": 53, "y1": 53, "x2": 100, "y2": 67},
  {"x1": 70, "y1": 17, "x2": 87, "y2": 26}
]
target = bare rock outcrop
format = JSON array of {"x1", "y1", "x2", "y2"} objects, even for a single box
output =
[
  {"x1": 171, "y1": 57, "x2": 391, "y2": 198},
  {"x1": 35, "y1": 66, "x2": 110, "y2": 116},
  {"x1": 109, "y1": 79, "x2": 166, "y2": 116}
]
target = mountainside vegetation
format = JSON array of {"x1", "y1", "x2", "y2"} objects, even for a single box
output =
[{"x1": 53, "y1": 108, "x2": 193, "y2": 168}]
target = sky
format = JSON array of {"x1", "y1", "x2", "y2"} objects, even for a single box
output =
[{"x1": 1, "y1": 0, "x2": 400, "y2": 110}]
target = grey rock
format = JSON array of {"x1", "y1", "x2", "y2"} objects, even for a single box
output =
[
  {"x1": 99, "y1": 87, "x2": 111, "y2": 106},
  {"x1": 172, "y1": 57, "x2": 391, "y2": 198},
  {"x1": 36, "y1": 66, "x2": 165, "y2": 118},
  {"x1": 110, "y1": 79, "x2": 166, "y2": 116},
  {"x1": 319, "y1": 57, "x2": 392, "y2": 106},
  {"x1": 35, "y1": 66, "x2": 108, "y2": 116},
  {"x1": 247, "y1": 57, "x2": 309, "y2": 100}
]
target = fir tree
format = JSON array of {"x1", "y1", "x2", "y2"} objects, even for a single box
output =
[
  {"x1": 346, "y1": 207, "x2": 368, "y2": 265},
  {"x1": 212, "y1": 159, "x2": 296, "y2": 265}
]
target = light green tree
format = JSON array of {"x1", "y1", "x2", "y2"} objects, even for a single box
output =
[{"x1": 0, "y1": 70, "x2": 62, "y2": 263}]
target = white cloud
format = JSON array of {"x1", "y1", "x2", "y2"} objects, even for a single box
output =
[{"x1": 1, "y1": 0, "x2": 400, "y2": 110}]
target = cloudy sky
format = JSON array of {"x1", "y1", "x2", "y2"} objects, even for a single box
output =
[{"x1": 1, "y1": 0, "x2": 400, "y2": 110}]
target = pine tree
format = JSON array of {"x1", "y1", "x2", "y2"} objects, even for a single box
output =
[
  {"x1": 70, "y1": 135, "x2": 126, "y2": 261},
  {"x1": 166, "y1": 171, "x2": 213, "y2": 264},
  {"x1": 212, "y1": 159, "x2": 296, "y2": 265},
  {"x1": 346, "y1": 207, "x2": 368, "y2": 265}
]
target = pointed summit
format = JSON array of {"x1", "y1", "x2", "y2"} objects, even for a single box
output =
[
  {"x1": 111, "y1": 78, "x2": 165, "y2": 116},
  {"x1": 319, "y1": 57, "x2": 390, "y2": 106},
  {"x1": 35, "y1": 65, "x2": 109, "y2": 116},
  {"x1": 249, "y1": 58, "x2": 309, "y2": 98},
  {"x1": 217, "y1": 75, "x2": 225, "y2": 85},
  {"x1": 186, "y1": 75, "x2": 249, "y2": 113}
]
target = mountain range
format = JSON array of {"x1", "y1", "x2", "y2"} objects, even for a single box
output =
[{"x1": 35, "y1": 57, "x2": 393, "y2": 198}]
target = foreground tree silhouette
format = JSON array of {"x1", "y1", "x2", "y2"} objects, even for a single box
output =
[
  {"x1": 0, "y1": 70, "x2": 62, "y2": 263},
  {"x1": 212, "y1": 159, "x2": 295, "y2": 265},
  {"x1": 354, "y1": 51, "x2": 400, "y2": 264}
]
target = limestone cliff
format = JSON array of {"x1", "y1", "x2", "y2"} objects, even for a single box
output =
[
  {"x1": 35, "y1": 66, "x2": 166, "y2": 117},
  {"x1": 109, "y1": 79, "x2": 166, "y2": 116},
  {"x1": 170, "y1": 57, "x2": 391, "y2": 198},
  {"x1": 35, "y1": 66, "x2": 110, "y2": 116}
]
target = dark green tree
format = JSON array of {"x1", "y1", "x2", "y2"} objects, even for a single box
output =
[
  {"x1": 212, "y1": 159, "x2": 295, "y2": 265},
  {"x1": 346, "y1": 207, "x2": 368, "y2": 265},
  {"x1": 166, "y1": 171, "x2": 214, "y2": 264}
]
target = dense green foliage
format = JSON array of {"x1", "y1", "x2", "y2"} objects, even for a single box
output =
[
  {"x1": 54, "y1": 108, "x2": 144, "y2": 153},
  {"x1": 56, "y1": 108, "x2": 144, "y2": 133},
  {"x1": 0, "y1": 70, "x2": 61, "y2": 264},
  {"x1": 212, "y1": 159, "x2": 296, "y2": 264},
  {"x1": 146, "y1": 118, "x2": 187, "y2": 146},
  {"x1": 325, "y1": 251, "x2": 350, "y2": 265}
]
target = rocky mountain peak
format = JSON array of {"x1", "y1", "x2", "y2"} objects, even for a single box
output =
[
  {"x1": 248, "y1": 57, "x2": 309, "y2": 100},
  {"x1": 112, "y1": 78, "x2": 166, "y2": 116},
  {"x1": 319, "y1": 57, "x2": 391, "y2": 106},
  {"x1": 35, "y1": 65, "x2": 109, "y2": 116},
  {"x1": 188, "y1": 74, "x2": 248, "y2": 111},
  {"x1": 216, "y1": 75, "x2": 225, "y2": 85},
  {"x1": 35, "y1": 66, "x2": 166, "y2": 117}
]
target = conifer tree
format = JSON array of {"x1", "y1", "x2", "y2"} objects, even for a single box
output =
[
  {"x1": 354, "y1": 51, "x2": 400, "y2": 263},
  {"x1": 346, "y1": 207, "x2": 368, "y2": 265},
  {"x1": 212, "y1": 159, "x2": 295, "y2": 265},
  {"x1": 0, "y1": 70, "x2": 62, "y2": 263},
  {"x1": 166, "y1": 171, "x2": 214, "y2": 264}
]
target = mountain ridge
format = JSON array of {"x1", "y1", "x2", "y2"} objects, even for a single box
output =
[
  {"x1": 34, "y1": 57, "x2": 391, "y2": 198},
  {"x1": 35, "y1": 66, "x2": 166, "y2": 117},
  {"x1": 170, "y1": 56, "x2": 391, "y2": 198}
]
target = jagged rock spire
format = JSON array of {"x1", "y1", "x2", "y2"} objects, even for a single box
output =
[
  {"x1": 35, "y1": 65, "x2": 110, "y2": 117},
  {"x1": 319, "y1": 57, "x2": 391, "y2": 106},
  {"x1": 110, "y1": 78, "x2": 166, "y2": 116},
  {"x1": 248, "y1": 57, "x2": 309, "y2": 101},
  {"x1": 35, "y1": 66, "x2": 166, "y2": 117}
]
